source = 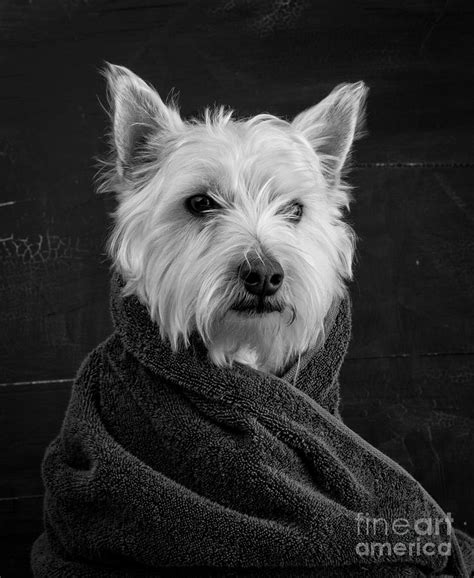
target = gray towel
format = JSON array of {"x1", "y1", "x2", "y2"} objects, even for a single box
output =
[{"x1": 31, "y1": 274, "x2": 472, "y2": 576}]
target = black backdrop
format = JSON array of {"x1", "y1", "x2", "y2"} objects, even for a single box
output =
[{"x1": 1, "y1": 1, "x2": 473, "y2": 575}]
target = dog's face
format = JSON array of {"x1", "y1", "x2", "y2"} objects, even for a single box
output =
[{"x1": 101, "y1": 64, "x2": 367, "y2": 373}]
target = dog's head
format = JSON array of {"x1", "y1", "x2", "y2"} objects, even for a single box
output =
[{"x1": 99, "y1": 64, "x2": 367, "y2": 371}]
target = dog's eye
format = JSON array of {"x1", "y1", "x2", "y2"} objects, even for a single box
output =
[
  {"x1": 186, "y1": 194, "x2": 219, "y2": 216},
  {"x1": 281, "y1": 202, "x2": 304, "y2": 223}
]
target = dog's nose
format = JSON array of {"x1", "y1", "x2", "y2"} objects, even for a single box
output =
[{"x1": 239, "y1": 254, "x2": 284, "y2": 297}]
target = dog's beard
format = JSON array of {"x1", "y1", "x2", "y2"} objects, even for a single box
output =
[
  {"x1": 202, "y1": 281, "x2": 331, "y2": 374},
  {"x1": 121, "y1": 233, "x2": 348, "y2": 373},
  {"x1": 206, "y1": 306, "x2": 315, "y2": 375},
  {"x1": 127, "y1": 236, "x2": 346, "y2": 374}
]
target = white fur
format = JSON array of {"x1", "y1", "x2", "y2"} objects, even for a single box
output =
[{"x1": 99, "y1": 64, "x2": 367, "y2": 375}]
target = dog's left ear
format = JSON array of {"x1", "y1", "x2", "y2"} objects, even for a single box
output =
[
  {"x1": 103, "y1": 63, "x2": 183, "y2": 175},
  {"x1": 292, "y1": 82, "x2": 368, "y2": 182}
]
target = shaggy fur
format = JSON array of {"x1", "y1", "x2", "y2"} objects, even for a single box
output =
[{"x1": 98, "y1": 64, "x2": 367, "y2": 374}]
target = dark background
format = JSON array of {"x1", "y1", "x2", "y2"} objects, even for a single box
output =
[{"x1": 1, "y1": 0, "x2": 473, "y2": 575}]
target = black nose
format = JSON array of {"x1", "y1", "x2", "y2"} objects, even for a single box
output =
[{"x1": 239, "y1": 254, "x2": 284, "y2": 297}]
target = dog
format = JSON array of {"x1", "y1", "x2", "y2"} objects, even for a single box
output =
[{"x1": 99, "y1": 64, "x2": 367, "y2": 376}]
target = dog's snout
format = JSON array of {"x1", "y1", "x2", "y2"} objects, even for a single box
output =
[{"x1": 239, "y1": 255, "x2": 284, "y2": 297}]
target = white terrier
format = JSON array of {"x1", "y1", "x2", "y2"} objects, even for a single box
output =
[{"x1": 99, "y1": 64, "x2": 367, "y2": 375}]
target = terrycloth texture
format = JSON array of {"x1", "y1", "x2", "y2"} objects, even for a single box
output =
[{"x1": 31, "y1": 275, "x2": 472, "y2": 577}]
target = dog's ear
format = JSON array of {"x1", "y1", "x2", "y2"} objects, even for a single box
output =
[
  {"x1": 292, "y1": 82, "x2": 368, "y2": 182},
  {"x1": 103, "y1": 63, "x2": 183, "y2": 174}
]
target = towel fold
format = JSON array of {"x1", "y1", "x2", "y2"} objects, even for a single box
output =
[{"x1": 31, "y1": 274, "x2": 473, "y2": 576}]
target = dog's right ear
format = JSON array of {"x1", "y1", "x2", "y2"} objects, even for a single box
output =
[{"x1": 103, "y1": 63, "x2": 183, "y2": 175}]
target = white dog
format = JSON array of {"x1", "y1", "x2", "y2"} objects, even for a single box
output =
[{"x1": 99, "y1": 64, "x2": 367, "y2": 375}]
